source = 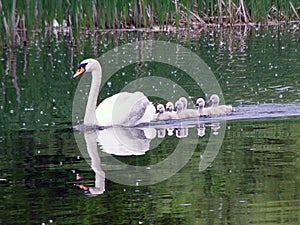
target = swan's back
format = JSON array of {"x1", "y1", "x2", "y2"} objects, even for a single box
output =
[
  {"x1": 95, "y1": 91, "x2": 155, "y2": 126},
  {"x1": 175, "y1": 100, "x2": 199, "y2": 119},
  {"x1": 177, "y1": 109, "x2": 199, "y2": 119},
  {"x1": 210, "y1": 105, "x2": 234, "y2": 116}
]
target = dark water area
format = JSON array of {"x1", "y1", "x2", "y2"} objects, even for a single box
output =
[{"x1": 0, "y1": 25, "x2": 300, "y2": 224}]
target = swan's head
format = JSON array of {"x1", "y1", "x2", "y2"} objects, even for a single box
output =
[
  {"x1": 178, "y1": 97, "x2": 188, "y2": 109},
  {"x1": 73, "y1": 58, "x2": 101, "y2": 79},
  {"x1": 195, "y1": 98, "x2": 205, "y2": 108},
  {"x1": 165, "y1": 102, "x2": 174, "y2": 112},
  {"x1": 156, "y1": 104, "x2": 165, "y2": 114},
  {"x1": 174, "y1": 100, "x2": 183, "y2": 112},
  {"x1": 209, "y1": 94, "x2": 220, "y2": 106}
]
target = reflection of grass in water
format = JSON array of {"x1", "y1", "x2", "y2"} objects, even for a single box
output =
[{"x1": 0, "y1": 0, "x2": 299, "y2": 46}]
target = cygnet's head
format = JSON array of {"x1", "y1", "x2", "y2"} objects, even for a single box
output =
[
  {"x1": 165, "y1": 102, "x2": 175, "y2": 112},
  {"x1": 209, "y1": 94, "x2": 220, "y2": 106},
  {"x1": 174, "y1": 100, "x2": 184, "y2": 111},
  {"x1": 195, "y1": 98, "x2": 205, "y2": 108},
  {"x1": 156, "y1": 104, "x2": 165, "y2": 114},
  {"x1": 73, "y1": 58, "x2": 101, "y2": 79},
  {"x1": 178, "y1": 97, "x2": 188, "y2": 109}
]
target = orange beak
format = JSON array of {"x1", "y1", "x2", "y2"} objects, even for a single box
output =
[
  {"x1": 76, "y1": 183, "x2": 89, "y2": 191},
  {"x1": 72, "y1": 67, "x2": 86, "y2": 79}
]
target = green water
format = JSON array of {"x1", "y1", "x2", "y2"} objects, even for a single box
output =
[{"x1": 0, "y1": 26, "x2": 300, "y2": 224}]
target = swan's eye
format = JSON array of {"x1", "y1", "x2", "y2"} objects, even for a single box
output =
[
  {"x1": 72, "y1": 66, "x2": 86, "y2": 79},
  {"x1": 77, "y1": 67, "x2": 85, "y2": 73}
]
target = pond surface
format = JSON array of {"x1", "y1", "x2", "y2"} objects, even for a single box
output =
[{"x1": 0, "y1": 26, "x2": 300, "y2": 224}]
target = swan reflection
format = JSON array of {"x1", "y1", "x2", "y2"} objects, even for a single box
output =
[
  {"x1": 75, "y1": 131, "x2": 105, "y2": 196},
  {"x1": 211, "y1": 123, "x2": 221, "y2": 135},
  {"x1": 154, "y1": 122, "x2": 220, "y2": 139},
  {"x1": 75, "y1": 121, "x2": 223, "y2": 195},
  {"x1": 156, "y1": 126, "x2": 189, "y2": 138},
  {"x1": 197, "y1": 124, "x2": 206, "y2": 137},
  {"x1": 75, "y1": 126, "x2": 157, "y2": 195},
  {"x1": 175, "y1": 127, "x2": 189, "y2": 138},
  {"x1": 96, "y1": 127, "x2": 156, "y2": 156}
]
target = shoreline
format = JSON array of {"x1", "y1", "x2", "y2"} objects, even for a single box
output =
[
  {"x1": 1, "y1": 0, "x2": 299, "y2": 47},
  {"x1": 2, "y1": 20, "x2": 298, "y2": 49}
]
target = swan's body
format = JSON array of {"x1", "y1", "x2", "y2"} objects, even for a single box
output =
[
  {"x1": 95, "y1": 91, "x2": 155, "y2": 126},
  {"x1": 156, "y1": 104, "x2": 178, "y2": 120},
  {"x1": 175, "y1": 100, "x2": 199, "y2": 119},
  {"x1": 195, "y1": 98, "x2": 212, "y2": 116},
  {"x1": 73, "y1": 58, "x2": 156, "y2": 126},
  {"x1": 207, "y1": 94, "x2": 234, "y2": 116}
]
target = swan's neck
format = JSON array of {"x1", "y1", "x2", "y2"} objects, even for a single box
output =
[
  {"x1": 84, "y1": 65, "x2": 102, "y2": 125},
  {"x1": 212, "y1": 102, "x2": 218, "y2": 107},
  {"x1": 198, "y1": 106, "x2": 204, "y2": 114}
]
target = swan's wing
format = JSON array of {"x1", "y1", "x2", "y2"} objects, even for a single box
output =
[
  {"x1": 202, "y1": 107, "x2": 212, "y2": 116},
  {"x1": 122, "y1": 92, "x2": 156, "y2": 126},
  {"x1": 124, "y1": 94, "x2": 150, "y2": 126},
  {"x1": 178, "y1": 109, "x2": 199, "y2": 119},
  {"x1": 211, "y1": 105, "x2": 227, "y2": 116},
  {"x1": 156, "y1": 111, "x2": 178, "y2": 121}
]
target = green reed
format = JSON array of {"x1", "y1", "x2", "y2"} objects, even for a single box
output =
[{"x1": 0, "y1": 0, "x2": 299, "y2": 47}]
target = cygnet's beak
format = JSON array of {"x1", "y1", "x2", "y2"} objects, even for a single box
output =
[
  {"x1": 156, "y1": 108, "x2": 163, "y2": 113},
  {"x1": 165, "y1": 107, "x2": 171, "y2": 112}
]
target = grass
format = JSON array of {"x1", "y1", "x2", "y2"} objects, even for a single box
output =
[{"x1": 0, "y1": 0, "x2": 299, "y2": 47}]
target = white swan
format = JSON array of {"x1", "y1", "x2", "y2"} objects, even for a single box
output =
[
  {"x1": 208, "y1": 94, "x2": 234, "y2": 116},
  {"x1": 73, "y1": 58, "x2": 156, "y2": 126},
  {"x1": 165, "y1": 102, "x2": 175, "y2": 112},
  {"x1": 165, "y1": 101, "x2": 178, "y2": 118},
  {"x1": 178, "y1": 97, "x2": 188, "y2": 110},
  {"x1": 156, "y1": 104, "x2": 179, "y2": 120},
  {"x1": 195, "y1": 98, "x2": 212, "y2": 116},
  {"x1": 175, "y1": 100, "x2": 199, "y2": 119}
]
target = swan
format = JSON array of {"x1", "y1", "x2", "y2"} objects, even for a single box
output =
[
  {"x1": 178, "y1": 97, "x2": 188, "y2": 110},
  {"x1": 73, "y1": 58, "x2": 156, "y2": 126},
  {"x1": 156, "y1": 104, "x2": 179, "y2": 120},
  {"x1": 208, "y1": 94, "x2": 234, "y2": 116},
  {"x1": 175, "y1": 100, "x2": 199, "y2": 119},
  {"x1": 165, "y1": 101, "x2": 178, "y2": 117},
  {"x1": 165, "y1": 102, "x2": 175, "y2": 112},
  {"x1": 195, "y1": 98, "x2": 212, "y2": 117}
]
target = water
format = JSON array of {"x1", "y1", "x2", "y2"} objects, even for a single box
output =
[{"x1": 0, "y1": 25, "x2": 300, "y2": 224}]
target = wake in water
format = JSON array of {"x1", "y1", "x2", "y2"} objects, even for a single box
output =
[
  {"x1": 225, "y1": 103, "x2": 300, "y2": 121},
  {"x1": 146, "y1": 103, "x2": 300, "y2": 128},
  {"x1": 74, "y1": 103, "x2": 300, "y2": 131}
]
